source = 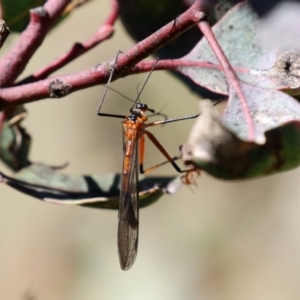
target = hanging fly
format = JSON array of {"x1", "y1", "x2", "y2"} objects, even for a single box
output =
[{"x1": 97, "y1": 53, "x2": 199, "y2": 270}]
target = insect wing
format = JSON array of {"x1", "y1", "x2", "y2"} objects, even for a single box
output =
[{"x1": 118, "y1": 122, "x2": 139, "y2": 270}]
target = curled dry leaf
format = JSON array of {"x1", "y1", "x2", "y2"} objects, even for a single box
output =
[
  {"x1": 0, "y1": 107, "x2": 31, "y2": 171},
  {"x1": 0, "y1": 19, "x2": 10, "y2": 49},
  {"x1": 258, "y1": 49, "x2": 300, "y2": 91},
  {"x1": 1, "y1": 163, "x2": 183, "y2": 209},
  {"x1": 182, "y1": 101, "x2": 300, "y2": 180}
]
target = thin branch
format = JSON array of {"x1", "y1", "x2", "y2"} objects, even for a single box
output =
[
  {"x1": 0, "y1": 0, "x2": 208, "y2": 109},
  {"x1": 0, "y1": 0, "x2": 71, "y2": 87},
  {"x1": 130, "y1": 59, "x2": 224, "y2": 73},
  {"x1": 0, "y1": 59, "x2": 216, "y2": 109},
  {"x1": 18, "y1": 0, "x2": 119, "y2": 85},
  {"x1": 104, "y1": 0, "x2": 207, "y2": 76},
  {"x1": 198, "y1": 19, "x2": 255, "y2": 140}
]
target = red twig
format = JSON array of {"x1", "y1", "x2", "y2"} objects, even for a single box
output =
[
  {"x1": 105, "y1": 0, "x2": 206, "y2": 75},
  {"x1": 131, "y1": 59, "x2": 226, "y2": 73},
  {"x1": 0, "y1": 0, "x2": 207, "y2": 109},
  {"x1": 198, "y1": 19, "x2": 255, "y2": 140},
  {"x1": 19, "y1": 0, "x2": 119, "y2": 84},
  {"x1": 0, "y1": 0, "x2": 71, "y2": 87},
  {"x1": 0, "y1": 58, "x2": 223, "y2": 107}
]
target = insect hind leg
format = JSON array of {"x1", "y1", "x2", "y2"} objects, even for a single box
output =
[{"x1": 140, "y1": 130, "x2": 197, "y2": 175}]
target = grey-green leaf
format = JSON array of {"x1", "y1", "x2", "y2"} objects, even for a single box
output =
[{"x1": 1, "y1": 163, "x2": 182, "y2": 209}]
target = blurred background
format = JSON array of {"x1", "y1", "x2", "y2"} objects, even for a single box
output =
[{"x1": 1, "y1": 1, "x2": 300, "y2": 299}]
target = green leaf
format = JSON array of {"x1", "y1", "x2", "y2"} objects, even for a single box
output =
[
  {"x1": 3, "y1": 0, "x2": 45, "y2": 32},
  {"x1": 1, "y1": 163, "x2": 182, "y2": 209},
  {"x1": 2, "y1": 0, "x2": 73, "y2": 33}
]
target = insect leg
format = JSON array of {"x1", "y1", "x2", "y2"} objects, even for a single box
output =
[
  {"x1": 97, "y1": 50, "x2": 123, "y2": 115},
  {"x1": 141, "y1": 130, "x2": 193, "y2": 174}
]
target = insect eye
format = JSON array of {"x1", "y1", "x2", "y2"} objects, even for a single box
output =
[{"x1": 136, "y1": 103, "x2": 148, "y2": 111}]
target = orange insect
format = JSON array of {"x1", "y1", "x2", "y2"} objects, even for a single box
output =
[{"x1": 98, "y1": 55, "x2": 199, "y2": 270}]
